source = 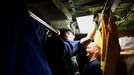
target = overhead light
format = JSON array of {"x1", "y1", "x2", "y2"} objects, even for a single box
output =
[{"x1": 76, "y1": 15, "x2": 94, "y2": 34}]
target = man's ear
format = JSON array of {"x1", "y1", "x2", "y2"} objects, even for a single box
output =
[{"x1": 95, "y1": 49, "x2": 99, "y2": 53}]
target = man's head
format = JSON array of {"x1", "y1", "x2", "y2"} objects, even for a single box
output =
[
  {"x1": 60, "y1": 29, "x2": 75, "y2": 41},
  {"x1": 86, "y1": 43, "x2": 101, "y2": 61}
]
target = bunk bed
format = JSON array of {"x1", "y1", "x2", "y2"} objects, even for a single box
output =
[{"x1": 118, "y1": 34, "x2": 134, "y2": 75}]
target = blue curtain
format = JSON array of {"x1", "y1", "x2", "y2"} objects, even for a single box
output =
[{"x1": 1, "y1": 0, "x2": 52, "y2": 75}]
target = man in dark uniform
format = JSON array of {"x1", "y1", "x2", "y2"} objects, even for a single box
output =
[
  {"x1": 60, "y1": 20, "x2": 97, "y2": 75},
  {"x1": 83, "y1": 43, "x2": 102, "y2": 75}
]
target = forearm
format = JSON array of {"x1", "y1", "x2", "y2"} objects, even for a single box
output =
[
  {"x1": 87, "y1": 21, "x2": 97, "y2": 39},
  {"x1": 80, "y1": 22, "x2": 97, "y2": 48}
]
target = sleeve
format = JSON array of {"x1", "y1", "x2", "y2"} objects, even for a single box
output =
[{"x1": 64, "y1": 40, "x2": 84, "y2": 58}]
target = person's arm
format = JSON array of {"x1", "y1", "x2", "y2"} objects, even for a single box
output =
[{"x1": 80, "y1": 21, "x2": 97, "y2": 48}]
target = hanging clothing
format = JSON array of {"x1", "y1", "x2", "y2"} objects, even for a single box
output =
[
  {"x1": 1, "y1": 0, "x2": 52, "y2": 75},
  {"x1": 95, "y1": 8, "x2": 120, "y2": 75}
]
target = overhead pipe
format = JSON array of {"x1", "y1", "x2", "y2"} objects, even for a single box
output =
[{"x1": 29, "y1": 11, "x2": 58, "y2": 33}]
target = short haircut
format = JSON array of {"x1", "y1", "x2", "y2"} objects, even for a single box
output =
[{"x1": 59, "y1": 29, "x2": 74, "y2": 39}]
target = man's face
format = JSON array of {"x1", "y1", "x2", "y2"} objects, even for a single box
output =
[
  {"x1": 86, "y1": 44, "x2": 100, "y2": 59},
  {"x1": 65, "y1": 31, "x2": 75, "y2": 41},
  {"x1": 86, "y1": 47, "x2": 95, "y2": 58}
]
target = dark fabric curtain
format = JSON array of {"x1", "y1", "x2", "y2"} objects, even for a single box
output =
[{"x1": 1, "y1": 0, "x2": 52, "y2": 75}]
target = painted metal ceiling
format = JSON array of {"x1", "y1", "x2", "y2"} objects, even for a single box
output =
[
  {"x1": 60, "y1": 0, "x2": 134, "y2": 32},
  {"x1": 26, "y1": 0, "x2": 134, "y2": 32}
]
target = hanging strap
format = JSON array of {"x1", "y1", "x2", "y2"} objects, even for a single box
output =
[{"x1": 97, "y1": 0, "x2": 110, "y2": 30}]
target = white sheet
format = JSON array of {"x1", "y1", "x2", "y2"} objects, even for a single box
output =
[{"x1": 119, "y1": 36, "x2": 134, "y2": 50}]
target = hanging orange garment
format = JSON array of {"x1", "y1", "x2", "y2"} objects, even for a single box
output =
[
  {"x1": 95, "y1": 9, "x2": 121, "y2": 75},
  {"x1": 101, "y1": 16, "x2": 108, "y2": 74},
  {"x1": 101, "y1": 14, "x2": 109, "y2": 61},
  {"x1": 103, "y1": 9, "x2": 121, "y2": 75},
  {"x1": 100, "y1": 9, "x2": 120, "y2": 75}
]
